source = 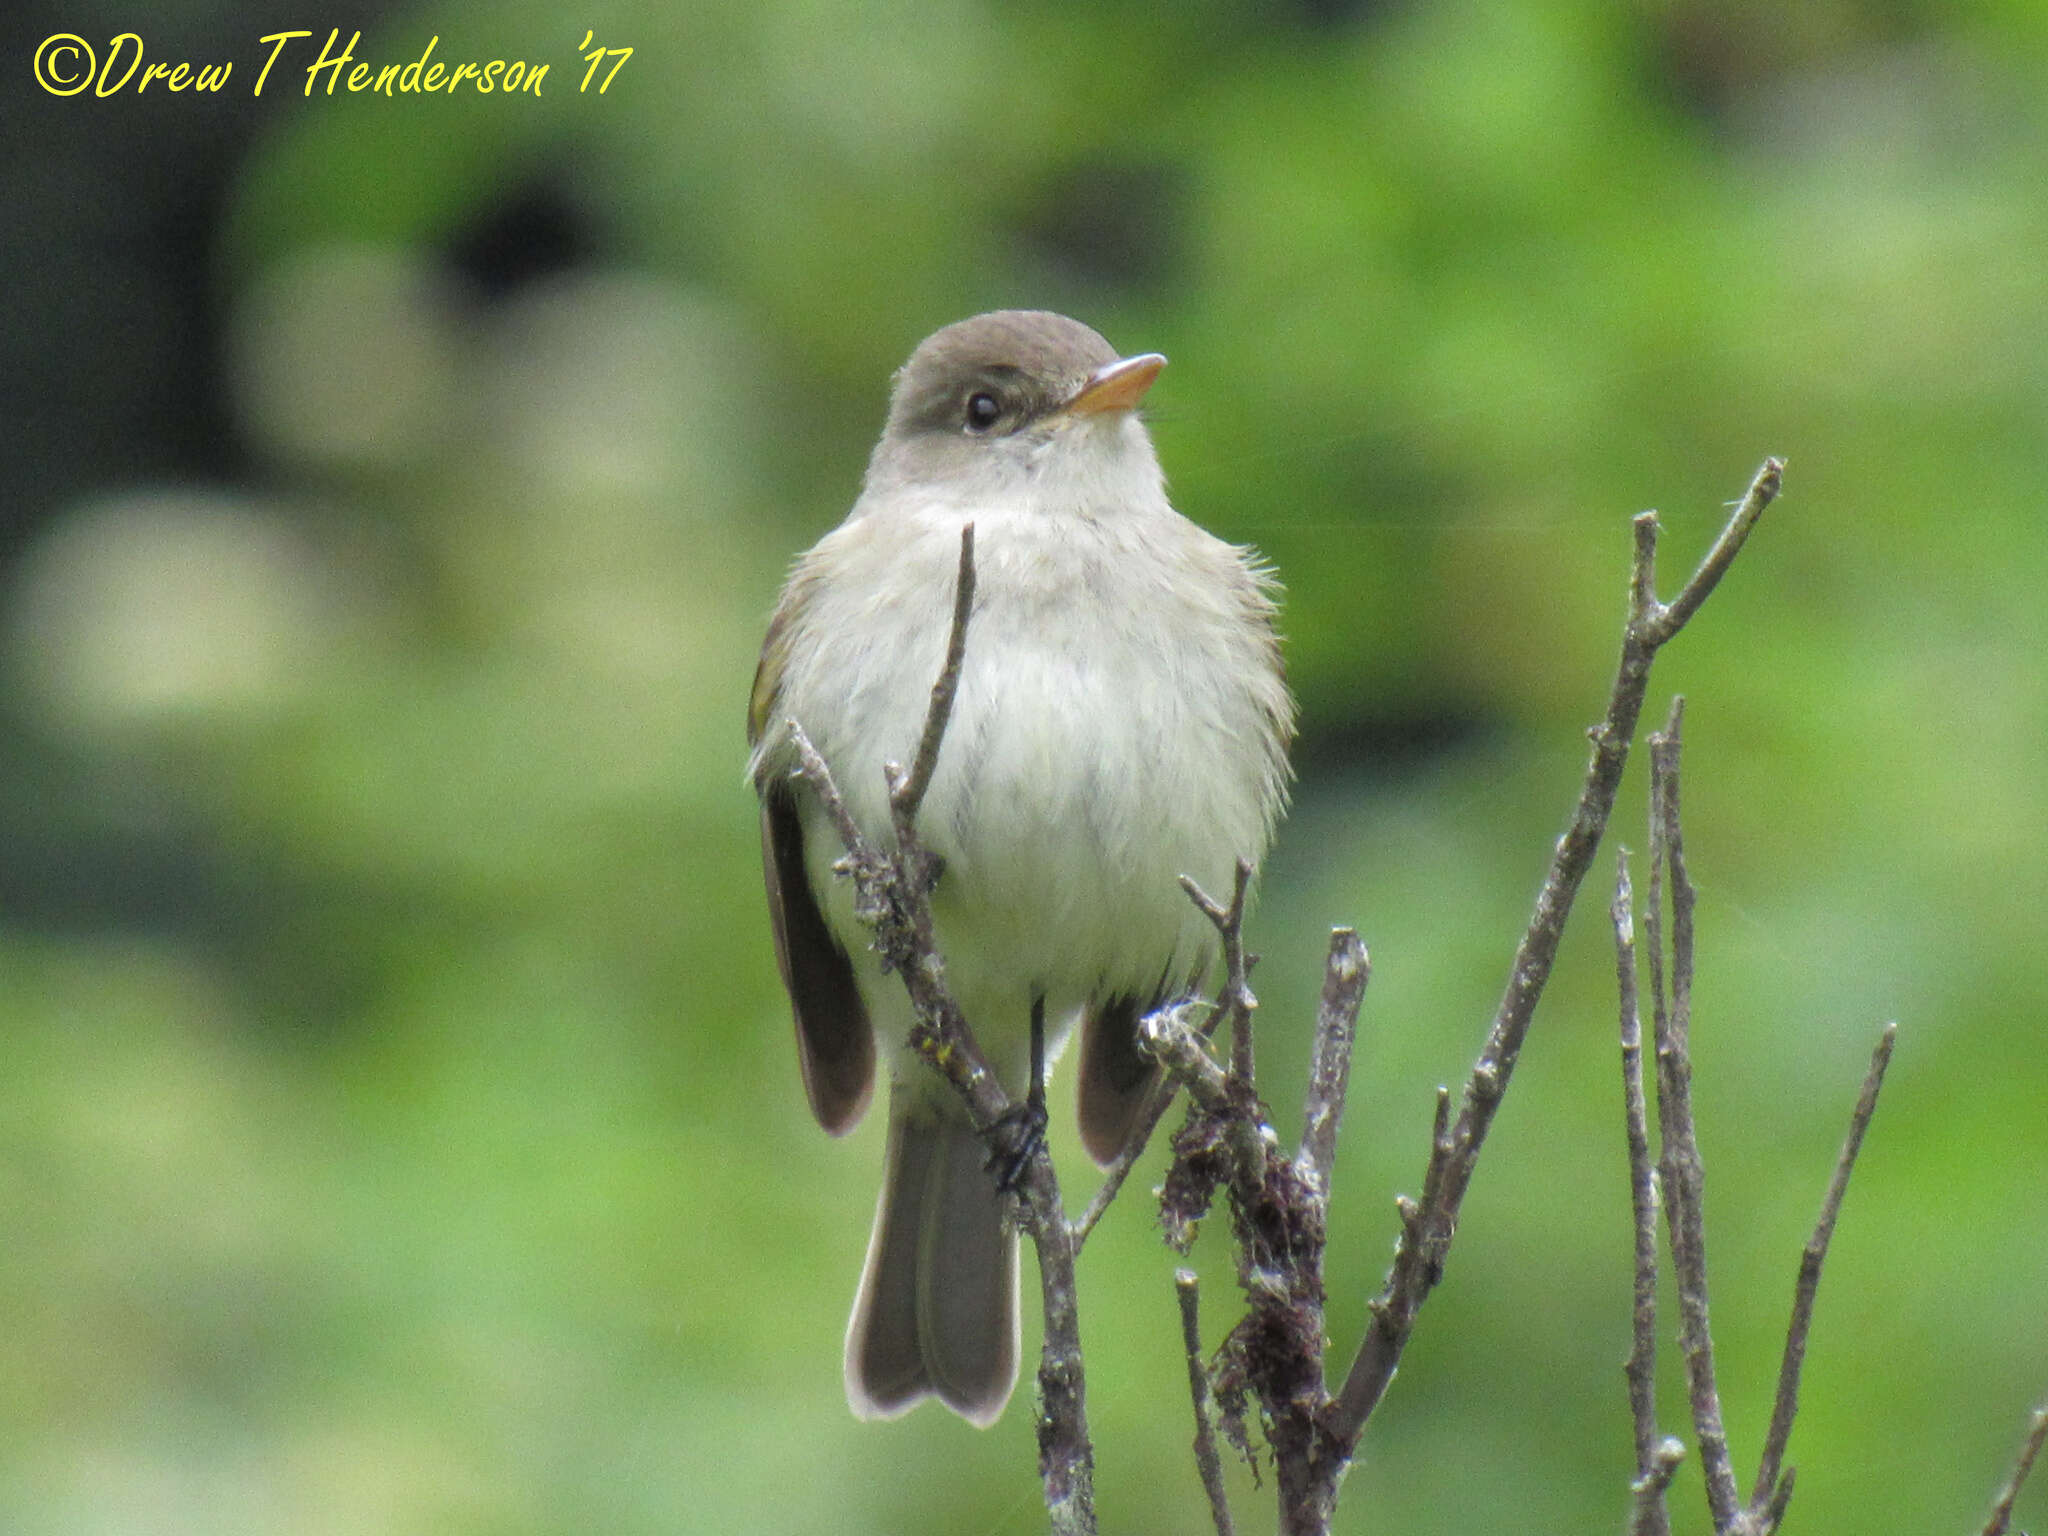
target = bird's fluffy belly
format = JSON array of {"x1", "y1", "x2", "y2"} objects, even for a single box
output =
[
  {"x1": 915, "y1": 628, "x2": 1228, "y2": 1008},
  {"x1": 781, "y1": 500, "x2": 1272, "y2": 1051}
]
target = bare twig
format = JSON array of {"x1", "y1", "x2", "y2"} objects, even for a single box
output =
[
  {"x1": 1983, "y1": 1403, "x2": 2048, "y2": 1536},
  {"x1": 1613, "y1": 850, "x2": 1670, "y2": 1536},
  {"x1": 1297, "y1": 930, "x2": 1370, "y2": 1199},
  {"x1": 1142, "y1": 910, "x2": 1369, "y2": 1534},
  {"x1": 889, "y1": 523, "x2": 976, "y2": 822},
  {"x1": 1074, "y1": 907, "x2": 1287, "y2": 1252},
  {"x1": 1646, "y1": 701, "x2": 1742, "y2": 1530},
  {"x1": 788, "y1": 525, "x2": 1098, "y2": 1536},
  {"x1": 1071, "y1": 1066, "x2": 1177, "y2": 1247},
  {"x1": 1152, "y1": 882, "x2": 1346, "y2": 1536},
  {"x1": 1630, "y1": 1438, "x2": 1689, "y2": 1536},
  {"x1": 1758, "y1": 1467, "x2": 1796, "y2": 1536},
  {"x1": 789, "y1": 726, "x2": 872, "y2": 871},
  {"x1": 1644, "y1": 460, "x2": 1782, "y2": 643},
  {"x1": 1075, "y1": 882, "x2": 1250, "y2": 1251},
  {"x1": 1173, "y1": 872, "x2": 1283, "y2": 1231},
  {"x1": 1181, "y1": 861, "x2": 1258, "y2": 1086},
  {"x1": 1176, "y1": 1270, "x2": 1237, "y2": 1536},
  {"x1": 1032, "y1": 1208, "x2": 1094, "y2": 1534},
  {"x1": 1620, "y1": 691, "x2": 1901, "y2": 1536},
  {"x1": 1748, "y1": 1023, "x2": 1898, "y2": 1525},
  {"x1": 1142, "y1": 1002, "x2": 1234, "y2": 1115},
  {"x1": 1330, "y1": 460, "x2": 1785, "y2": 1450}
]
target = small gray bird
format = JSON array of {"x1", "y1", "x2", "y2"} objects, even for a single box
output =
[{"x1": 748, "y1": 310, "x2": 1294, "y2": 1426}]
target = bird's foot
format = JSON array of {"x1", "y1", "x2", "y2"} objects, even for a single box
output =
[{"x1": 983, "y1": 1097, "x2": 1048, "y2": 1196}]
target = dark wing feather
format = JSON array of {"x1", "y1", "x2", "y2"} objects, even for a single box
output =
[
  {"x1": 760, "y1": 783, "x2": 874, "y2": 1135},
  {"x1": 1076, "y1": 993, "x2": 1161, "y2": 1166}
]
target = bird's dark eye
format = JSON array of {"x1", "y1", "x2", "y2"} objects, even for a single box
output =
[{"x1": 964, "y1": 391, "x2": 1002, "y2": 433}]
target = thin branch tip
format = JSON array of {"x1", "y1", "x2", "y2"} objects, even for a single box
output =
[
  {"x1": 892, "y1": 522, "x2": 978, "y2": 821},
  {"x1": 1627, "y1": 1438, "x2": 1687, "y2": 1536},
  {"x1": 1761, "y1": 1464, "x2": 1797, "y2": 1533},
  {"x1": 1174, "y1": 1270, "x2": 1236, "y2": 1536},
  {"x1": 1299, "y1": 926, "x2": 1370, "y2": 1190},
  {"x1": 1615, "y1": 831, "x2": 1662, "y2": 1522},
  {"x1": 1981, "y1": 1401, "x2": 2048, "y2": 1536},
  {"x1": 1178, "y1": 872, "x2": 1226, "y2": 923},
  {"x1": 1633, "y1": 1436, "x2": 1687, "y2": 1493}
]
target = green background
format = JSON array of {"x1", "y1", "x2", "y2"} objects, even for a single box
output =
[{"x1": 4, "y1": 0, "x2": 2045, "y2": 1531}]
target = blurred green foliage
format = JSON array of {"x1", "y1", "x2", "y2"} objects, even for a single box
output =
[{"x1": 5, "y1": 0, "x2": 2048, "y2": 1531}]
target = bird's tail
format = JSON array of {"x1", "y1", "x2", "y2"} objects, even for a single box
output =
[{"x1": 844, "y1": 1098, "x2": 1019, "y2": 1427}]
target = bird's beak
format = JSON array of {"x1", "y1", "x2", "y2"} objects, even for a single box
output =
[{"x1": 1064, "y1": 352, "x2": 1167, "y2": 417}]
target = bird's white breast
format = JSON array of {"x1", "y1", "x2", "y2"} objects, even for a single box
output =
[{"x1": 763, "y1": 476, "x2": 1285, "y2": 1043}]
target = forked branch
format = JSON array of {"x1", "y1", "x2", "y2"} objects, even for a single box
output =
[
  {"x1": 1329, "y1": 459, "x2": 1786, "y2": 1450},
  {"x1": 1140, "y1": 464, "x2": 1784, "y2": 1536},
  {"x1": 1619, "y1": 701, "x2": 1897, "y2": 1536}
]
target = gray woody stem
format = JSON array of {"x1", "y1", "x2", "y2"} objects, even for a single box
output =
[
  {"x1": 787, "y1": 524, "x2": 1099, "y2": 1536},
  {"x1": 1071, "y1": 1065, "x2": 1179, "y2": 1248},
  {"x1": 1632, "y1": 700, "x2": 1897, "y2": 1536},
  {"x1": 1298, "y1": 930, "x2": 1371, "y2": 1198},
  {"x1": 1645, "y1": 703, "x2": 1741, "y2": 1528},
  {"x1": 1748, "y1": 1022, "x2": 1897, "y2": 1523},
  {"x1": 1329, "y1": 459, "x2": 1785, "y2": 1448},
  {"x1": 1612, "y1": 852, "x2": 1670, "y2": 1536},
  {"x1": 1176, "y1": 1270, "x2": 1238, "y2": 1536},
  {"x1": 1147, "y1": 899, "x2": 1370, "y2": 1536},
  {"x1": 891, "y1": 524, "x2": 977, "y2": 824},
  {"x1": 1181, "y1": 862, "x2": 1259, "y2": 1090},
  {"x1": 1073, "y1": 887, "x2": 1299, "y2": 1252},
  {"x1": 1631, "y1": 1439, "x2": 1689, "y2": 1536},
  {"x1": 1073, "y1": 869, "x2": 1253, "y2": 1249},
  {"x1": 1982, "y1": 1404, "x2": 2048, "y2": 1536}
]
